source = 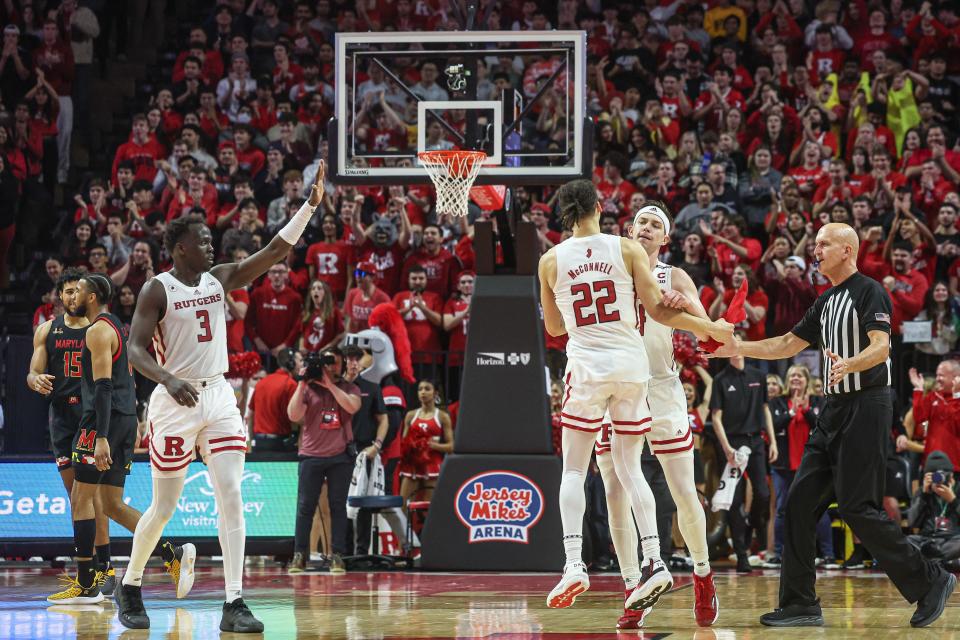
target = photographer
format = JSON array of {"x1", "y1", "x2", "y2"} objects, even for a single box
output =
[
  {"x1": 287, "y1": 348, "x2": 361, "y2": 574},
  {"x1": 249, "y1": 348, "x2": 301, "y2": 452},
  {"x1": 907, "y1": 451, "x2": 960, "y2": 569}
]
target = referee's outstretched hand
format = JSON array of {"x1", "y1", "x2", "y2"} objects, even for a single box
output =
[{"x1": 825, "y1": 349, "x2": 850, "y2": 387}]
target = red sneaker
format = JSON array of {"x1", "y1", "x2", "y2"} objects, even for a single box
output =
[
  {"x1": 693, "y1": 571, "x2": 719, "y2": 627},
  {"x1": 617, "y1": 589, "x2": 649, "y2": 629}
]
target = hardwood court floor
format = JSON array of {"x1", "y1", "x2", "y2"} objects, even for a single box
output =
[{"x1": 1, "y1": 566, "x2": 959, "y2": 639}]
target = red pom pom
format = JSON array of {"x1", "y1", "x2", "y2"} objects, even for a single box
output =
[{"x1": 226, "y1": 351, "x2": 263, "y2": 380}]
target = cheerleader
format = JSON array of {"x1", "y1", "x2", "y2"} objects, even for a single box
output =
[{"x1": 398, "y1": 379, "x2": 453, "y2": 508}]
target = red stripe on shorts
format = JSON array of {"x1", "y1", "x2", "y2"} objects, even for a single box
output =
[
  {"x1": 653, "y1": 439, "x2": 695, "y2": 455},
  {"x1": 208, "y1": 446, "x2": 247, "y2": 455},
  {"x1": 150, "y1": 454, "x2": 193, "y2": 472},
  {"x1": 611, "y1": 417, "x2": 652, "y2": 426},
  {"x1": 650, "y1": 429, "x2": 691, "y2": 445},
  {"x1": 613, "y1": 427, "x2": 651, "y2": 435},
  {"x1": 560, "y1": 412, "x2": 603, "y2": 424},
  {"x1": 208, "y1": 436, "x2": 246, "y2": 444},
  {"x1": 560, "y1": 422, "x2": 601, "y2": 433}
]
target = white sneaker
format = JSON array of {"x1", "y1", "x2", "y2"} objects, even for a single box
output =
[
  {"x1": 546, "y1": 562, "x2": 589, "y2": 608},
  {"x1": 626, "y1": 559, "x2": 673, "y2": 611}
]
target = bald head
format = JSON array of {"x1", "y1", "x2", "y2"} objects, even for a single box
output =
[
  {"x1": 813, "y1": 223, "x2": 860, "y2": 283},
  {"x1": 820, "y1": 223, "x2": 860, "y2": 253}
]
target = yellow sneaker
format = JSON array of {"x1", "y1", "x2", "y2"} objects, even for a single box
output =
[
  {"x1": 165, "y1": 543, "x2": 196, "y2": 598},
  {"x1": 46, "y1": 573, "x2": 104, "y2": 605},
  {"x1": 96, "y1": 566, "x2": 117, "y2": 596}
]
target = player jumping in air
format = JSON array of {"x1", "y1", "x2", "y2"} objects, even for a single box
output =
[
  {"x1": 116, "y1": 164, "x2": 327, "y2": 633},
  {"x1": 538, "y1": 181, "x2": 732, "y2": 612}
]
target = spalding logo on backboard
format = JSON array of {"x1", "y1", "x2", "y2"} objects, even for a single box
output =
[{"x1": 455, "y1": 471, "x2": 544, "y2": 543}]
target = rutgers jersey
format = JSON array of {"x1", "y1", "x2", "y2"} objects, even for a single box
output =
[
  {"x1": 554, "y1": 234, "x2": 649, "y2": 382},
  {"x1": 152, "y1": 271, "x2": 229, "y2": 379},
  {"x1": 641, "y1": 262, "x2": 679, "y2": 380}
]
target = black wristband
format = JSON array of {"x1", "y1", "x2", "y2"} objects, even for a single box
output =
[{"x1": 94, "y1": 378, "x2": 113, "y2": 439}]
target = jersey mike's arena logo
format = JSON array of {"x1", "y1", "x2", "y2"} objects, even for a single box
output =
[{"x1": 455, "y1": 471, "x2": 544, "y2": 543}]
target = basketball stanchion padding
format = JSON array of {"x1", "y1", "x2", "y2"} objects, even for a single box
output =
[{"x1": 418, "y1": 150, "x2": 486, "y2": 218}]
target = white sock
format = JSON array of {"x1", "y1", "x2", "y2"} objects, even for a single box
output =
[
  {"x1": 207, "y1": 452, "x2": 246, "y2": 603},
  {"x1": 122, "y1": 476, "x2": 184, "y2": 587},
  {"x1": 558, "y1": 428, "x2": 596, "y2": 567},
  {"x1": 596, "y1": 450, "x2": 640, "y2": 587},
  {"x1": 660, "y1": 454, "x2": 710, "y2": 576},
  {"x1": 610, "y1": 433, "x2": 660, "y2": 566}
]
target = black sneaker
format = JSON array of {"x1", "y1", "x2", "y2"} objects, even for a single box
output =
[
  {"x1": 760, "y1": 603, "x2": 825, "y2": 627},
  {"x1": 736, "y1": 553, "x2": 753, "y2": 574},
  {"x1": 841, "y1": 548, "x2": 865, "y2": 570},
  {"x1": 911, "y1": 569, "x2": 956, "y2": 628},
  {"x1": 115, "y1": 583, "x2": 149, "y2": 629},
  {"x1": 220, "y1": 598, "x2": 264, "y2": 633},
  {"x1": 97, "y1": 566, "x2": 117, "y2": 596},
  {"x1": 762, "y1": 555, "x2": 782, "y2": 569}
]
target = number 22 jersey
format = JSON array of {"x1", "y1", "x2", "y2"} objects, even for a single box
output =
[
  {"x1": 152, "y1": 271, "x2": 229, "y2": 379},
  {"x1": 553, "y1": 234, "x2": 649, "y2": 383}
]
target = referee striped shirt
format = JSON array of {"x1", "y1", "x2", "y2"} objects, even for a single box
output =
[{"x1": 790, "y1": 272, "x2": 893, "y2": 395}]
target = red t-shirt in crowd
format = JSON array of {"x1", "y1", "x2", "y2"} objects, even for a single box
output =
[
  {"x1": 249, "y1": 369, "x2": 298, "y2": 437},
  {"x1": 394, "y1": 290, "x2": 444, "y2": 363},
  {"x1": 712, "y1": 237, "x2": 762, "y2": 282},
  {"x1": 245, "y1": 285, "x2": 303, "y2": 349},
  {"x1": 306, "y1": 240, "x2": 354, "y2": 300},
  {"x1": 344, "y1": 286, "x2": 391, "y2": 331},
  {"x1": 356, "y1": 241, "x2": 405, "y2": 297},
  {"x1": 860, "y1": 262, "x2": 929, "y2": 334},
  {"x1": 112, "y1": 137, "x2": 165, "y2": 185},
  {"x1": 402, "y1": 248, "x2": 460, "y2": 300},
  {"x1": 225, "y1": 288, "x2": 250, "y2": 354},
  {"x1": 300, "y1": 308, "x2": 345, "y2": 352},
  {"x1": 443, "y1": 296, "x2": 470, "y2": 366}
]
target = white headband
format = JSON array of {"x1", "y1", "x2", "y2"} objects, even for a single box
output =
[{"x1": 633, "y1": 205, "x2": 671, "y2": 237}]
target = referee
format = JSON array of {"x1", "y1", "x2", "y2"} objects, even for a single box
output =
[{"x1": 714, "y1": 224, "x2": 954, "y2": 628}]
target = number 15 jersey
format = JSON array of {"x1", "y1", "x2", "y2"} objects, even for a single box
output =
[
  {"x1": 553, "y1": 234, "x2": 649, "y2": 383},
  {"x1": 152, "y1": 271, "x2": 229, "y2": 379}
]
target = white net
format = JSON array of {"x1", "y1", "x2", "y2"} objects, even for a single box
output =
[{"x1": 418, "y1": 150, "x2": 487, "y2": 218}]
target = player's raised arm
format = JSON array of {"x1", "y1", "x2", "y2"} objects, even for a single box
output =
[
  {"x1": 128, "y1": 278, "x2": 199, "y2": 407},
  {"x1": 538, "y1": 248, "x2": 567, "y2": 337},
  {"x1": 622, "y1": 238, "x2": 732, "y2": 343},
  {"x1": 213, "y1": 161, "x2": 326, "y2": 292}
]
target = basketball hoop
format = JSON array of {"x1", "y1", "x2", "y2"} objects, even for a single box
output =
[{"x1": 418, "y1": 150, "x2": 487, "y2": 218}]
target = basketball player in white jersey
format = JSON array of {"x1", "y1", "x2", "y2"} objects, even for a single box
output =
[
  {"x1": 539, "y1": 180, "x2": 733, "y2": 611},
  {"x1": 115, "y1": 164, "x2": 328, "y2": 633},
  {"x1": 593, "y1": 202, "x2": 719, "y2": 629}
]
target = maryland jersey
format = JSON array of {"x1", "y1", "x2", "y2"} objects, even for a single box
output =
[
  {"x1": 80, "y1": 312, "x2": 137, "y2": 419},
  {"x1": 554, "y1": 234, "x2": 649, "y2": 383},
  {"x1": 153, "y1": 271, "x2": 229, "y2": 379},
  {"x1": 641, "y1": 262, "x2": 679, "y2": 380},
  {"x1": 45, "y1": 314, "x2": 86, "y2": 418}
]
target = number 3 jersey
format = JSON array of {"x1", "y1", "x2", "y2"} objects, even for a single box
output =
[
  {"x1": 152, "y1": 271, "x2": 229, "y2": 379},
  {"x1": 553, "y1": 233, "x2": 649, "y2": 383}
]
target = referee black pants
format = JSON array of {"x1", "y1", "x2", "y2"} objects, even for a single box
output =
[{"x1": 779, "y1": 387, "x2": 938, "y2": 607}]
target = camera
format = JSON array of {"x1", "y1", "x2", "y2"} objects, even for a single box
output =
[
  {"x1": 933, "y1": 470, "x2": 953, "y2": 485},
  {"x1": 303, "y1": 351, "x2": 337, "y2": 380}
]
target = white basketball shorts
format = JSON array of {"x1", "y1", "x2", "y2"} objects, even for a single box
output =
[{"x1": 147, "y1": 375, "x2": 246, "y2": 477}]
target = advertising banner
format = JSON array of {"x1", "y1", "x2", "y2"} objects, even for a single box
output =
[{"x1": 0, "y1": 461, "x2": 298, "y2": 538}]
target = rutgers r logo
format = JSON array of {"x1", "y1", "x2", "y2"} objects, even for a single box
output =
[
  {"x1": 164, "y1": 436, "x2": 186, "y2": 457},
  {"x1": 76, "y1": 429, "x2": 97, "y2": 449}
]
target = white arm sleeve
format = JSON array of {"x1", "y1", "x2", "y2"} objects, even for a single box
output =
[{"x1": 277, "y1": 201, "x2": 317, "y2": 245}]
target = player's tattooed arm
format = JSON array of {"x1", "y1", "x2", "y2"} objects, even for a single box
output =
[
  {"x1": 129, "y1": 279, "x2": 200, "y2": 407},
  {"x1": 213, "y1": 161, "x2": 326, "y2": 291},
  {"x1": 27, "y1": 320, "x2": 55, "y2": 395}
]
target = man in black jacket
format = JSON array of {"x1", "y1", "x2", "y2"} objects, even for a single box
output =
[{"x1": 908, "y1": 450, "x2": 960, "y2": 568}]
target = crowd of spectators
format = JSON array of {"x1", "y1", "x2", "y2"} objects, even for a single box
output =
[{"x1": 4, "y1": 0, "x2": 960, "y2": 570}]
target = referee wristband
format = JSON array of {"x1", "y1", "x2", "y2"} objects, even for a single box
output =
[{"x1": 277, "y1": 200, "x2": 317, "y2": 245}]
